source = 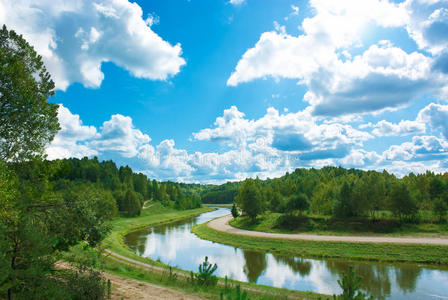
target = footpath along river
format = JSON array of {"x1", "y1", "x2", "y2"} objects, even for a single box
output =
[{"x1": 123, "y1": 207, "x2": 448, "y2": 300}]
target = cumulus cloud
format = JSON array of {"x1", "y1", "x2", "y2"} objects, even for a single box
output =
[
  {"x1": 46, "y1": 105, "x2": 447, "y2": 182},
  {"x1": 227, "y1": 0, "x2": 448, "y2": 116},
  {"x1": 367, "y1": 120, "x2": 426, "y2": 137},
  {"x1": 91, "y1": 114, "x2": 151, "y2": 157},
  {"x1": 417, "y1": 103, "x2": 448, "y2": 139},
  {"x1": 46, "y1": 105, "x2": 98, "y2": 160},
  {"x1": 193, "y1": 106, "x2": 372, "y2": 154},
  {"x1": 382, "y1": 135, "x2": 448, "y2": 162},
  {"x1": 0, "y1": 0, "x2": 185, "y2": 90},
  {"x1": 404, "y1": 0, "x2": 448, "y2": 55}
]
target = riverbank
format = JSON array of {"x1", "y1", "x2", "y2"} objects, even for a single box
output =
[
  {"x1": 101, "y1": 203, "x2": 325, "y2": 299},
  {"x1": 192, "y1": 215, "x2": 448, "y2": 265}
]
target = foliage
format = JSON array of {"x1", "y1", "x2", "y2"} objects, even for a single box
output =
[
  {"x1": 195, "y1": 256, "x2": 218, "y2": 286},
  {"x1": 287, "y1": 192, "x2": 309, "y2": 215},
  {"x1": 121, "y1": 190, "x2": 142, "y2": 217},
  {"x1": 231, "y1": 203, "x2": 239, "y2": 218},
  {"x1": 390, "y1": 183, "x2": 418, "y2": 221},
  {"x1": 235, "y1": 179, "x2": 264, "y2": 221},
  {"x1": 200, "y1": 182, "x2": 240, "y2": 204},
  {"x1": 0, "y1": 25, "x2": 59, "y2": 162},
  {"x1": 221, "y1": 284, "x2": 249, "y2": 300},
  {"x1": 433, "y1": 198, "x2": 448, "y2": 222},
  {"x1": 63, "y1": 266, "x2": 108, "y2": 300},
  {"x1": 336, "y1": 267, "x2": 371, "y2": 300},
  {"x1": 205, "y1": 166, "x2": 448, "y2": 229},
  {"x1": 52, "y1": 157, "x2": 202, "y2": 215},
  {"x1": 0, "y1": 26, "x2": 110, "y2": 300}
]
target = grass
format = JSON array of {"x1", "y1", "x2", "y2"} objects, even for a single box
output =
[
  {"x1": 99, "y1": 203, "x2": 326, "y2": 299},
  {"x1": 193, "y1": 220, "x2": 448, "y2": 265},
  {"x1": 230, "y1": 213, "x2": 448, "y2": 237}
]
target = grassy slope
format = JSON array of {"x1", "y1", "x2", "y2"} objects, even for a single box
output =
[
  {"x1": 101, "y1": 203, "x2": 325, "y2": 299},
  {"x1": 193, "y1": 220, "x2": 448, "y2": 265},
  {"x1": 230, "y1": 213, "x2": 448, "y2": 237}
]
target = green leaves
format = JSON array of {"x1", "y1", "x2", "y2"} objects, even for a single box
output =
[
  {"x1": 195, "y1": 256, "x2": 218, "y2": 286},
  {"x1": 0, "y1": 25, "x2": 59, "y2": 162},
  {"x1": 235, "y1": 179, "x2": 264, "y2": 222}
]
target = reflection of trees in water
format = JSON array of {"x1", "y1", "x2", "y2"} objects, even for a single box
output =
[
  {"x1": 394, "y1": 265, "x2": 421, "y2": 293},
  {"x1": 273, "y1": 255, "x2": 312, "y2": 276},
  {"x1": 243, "y1": 250, "x2": 267, "y2": 282},
  {"x1": 152, "y1": 218, "x2": 195, "y2": 234},
  {"x1": 325, "y1": 261, "x2": 391, "y2": 300},
  {"x1": 124, "y1": 218, "x2": 196, "y2": 253}
]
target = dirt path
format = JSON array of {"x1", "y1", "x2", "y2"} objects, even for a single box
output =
[
  {"x1": 57, "y1": 260, "x2": 204, "y2": 300},
  {"x1": 104, "y1": 272, "x2": 203, "y2": 300},
  {"x1": 208, "y1": 214, "x2": 448, "y2": 245},
  {"x1": 142, "y1": 200, "x2": 153, "y2": 209}
]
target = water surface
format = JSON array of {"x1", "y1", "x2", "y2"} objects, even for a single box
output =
[{"x1": 124, "y1": 207, "x2": 448, "y2": 299}]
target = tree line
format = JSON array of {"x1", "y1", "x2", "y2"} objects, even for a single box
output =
[
  {"x1": 234, "y1": 166, "x2": 448, "y2": 222},
  {"x1": 50, "y1": 157, "x2": 202, "y2": 216}
]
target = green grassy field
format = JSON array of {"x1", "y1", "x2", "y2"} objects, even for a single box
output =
[
  {"x1": 193, "y1": 220, "x2": 448, "y2": 265},
  {"x1": 99, "y1": 203, "x2": 325, "y2": 299},
  {"x1": 230, "y1": 213, "x2": 448, "y2": 237}
]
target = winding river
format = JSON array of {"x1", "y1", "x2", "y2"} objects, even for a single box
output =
[{"x1": 124, "y1": 207, "x2": 448, "y2": 299}]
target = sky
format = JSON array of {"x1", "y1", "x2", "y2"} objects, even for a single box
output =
[{"x1": 1, "y1": 0, "x2": 448, "y2": 183}]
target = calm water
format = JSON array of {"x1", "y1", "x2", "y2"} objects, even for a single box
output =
[{"x1": 124, "y1": 208, "x2": 448, "y2": 299}]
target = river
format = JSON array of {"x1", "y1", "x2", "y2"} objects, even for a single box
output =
[{"x1": 123, "y1": 207, "x2": 448, "y2": 299}]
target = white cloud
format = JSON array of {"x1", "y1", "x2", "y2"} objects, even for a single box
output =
[
  {"x1": 404, "y1": 0, "x2": 448, "y2": 55},
  {"x1": 370, "y1": 120, "x2": 426, "y2": 136},
  {"x1": 46, "y1": 105, "x2": 447, "y2": 182},
  {"x1": 46, "y1": 105, "x2": 98, "y2": 160},
  {"x1": 193, "y1": 106, "x2": 372, "y2": 152},
  {"x1": 229, "y1": 0, "x2": 245, "y2": 5},
  {"x1": 284, "y1": 5, "x2": 299, "y2": 21},
  {"x1": 0, "y1": 0, "x2": 185, "y2": 90},
  {"x1": 91, "y1": 114, "x2": 150, "y2": 158},
  {"x1": 417, "y1": 103, "x2": 448, "y2": 139},
  {"x1": 227, "y1": 0, "x2": 448, "y2": 116},
  {"x1": 382, "y1": 135, "x2": 448, "y2": 161}
]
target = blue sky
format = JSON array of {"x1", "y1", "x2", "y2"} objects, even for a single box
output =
[{"x1": 2, "y1": 0, "x2": 448, "y2": 183}]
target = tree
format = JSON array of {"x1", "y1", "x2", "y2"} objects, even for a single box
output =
[
  {"x1": 334, "y1": 181, "x2": 355, "y2": 218},
  {"x1": 0, "y1": 26, "x2": 111, "y2": 299},
  {"x1": 235, "y1": 179, "x2": 264, "y2": 221},
  {"x1": 390, "y1": 183, "x2": 418, "y2": 221},
  {"x1": 287, "y1": 192, "x2": 309, "y2": 215},
  {"x1": 121, "y1": 190, "x2": 142, "y2": 217},
  {"x1": 433, "y1": 198, "x2": 447, "y2": 222},
  {"x1": 0, "y1": 25, "x2": 59, "y2": 162},
  {"x1": 337, "y1": 267, "x2": 371, "y2": 300},
  {"x1": 231, "y1": 203, "x2": 239, "y2": 218}
]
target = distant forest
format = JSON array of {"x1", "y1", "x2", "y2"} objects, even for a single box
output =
[
  {"x1": 23, "y1": 157, "x2": 203, "y2": 218},
  {"x1": 231, "y1": 167, "x2": 448, "y2": 222},
  {"x1": 32, "y1": 158, "x2": 448, "y2": 222}
]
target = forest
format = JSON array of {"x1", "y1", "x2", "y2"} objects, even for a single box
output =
[{"x1": 232, "y1": 167, "x2": 448, "y2": 231}]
